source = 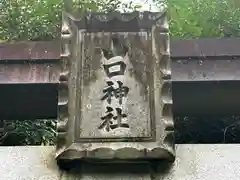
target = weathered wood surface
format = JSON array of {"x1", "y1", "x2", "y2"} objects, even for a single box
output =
[
  {"x1": 170, "y1": 38, "x2": 240, "y2": 58},
  {"x1": 1, "y1": 144, "x2": 240, "y2": 180},
  {"x1": 0, "y1": 41, "x2": 60, "y2": 60},
  {"x1": 2, "y1": 57, "x2": 240, "y2": 83},
  {"x1": 1, "y1": 39, "x2": 240, "y2": 84},
  {"x1": 172, "y1": 58, "x2": 240, "y2": 81},
  {"x1": 1, "y1": 39, "x2": 240, "y2": 60},
  {"x1": 0, "y1": 63, "x2": 60, "y2": 83}
]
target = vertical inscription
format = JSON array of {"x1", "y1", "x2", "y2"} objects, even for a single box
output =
[
  {"x1": 78, "y1": 32, "x2": 152, "y2": 139},
  {"x1": 99, "y1": 38, "x2": 130, "y2": 132}
]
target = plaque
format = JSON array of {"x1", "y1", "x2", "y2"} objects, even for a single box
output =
[{"x1": 57, "y1": 10, "x2": 175, "y2": 162}]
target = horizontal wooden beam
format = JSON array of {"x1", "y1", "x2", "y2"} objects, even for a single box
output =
[
  {"x1": 0, "y1": 41, "x2": 61, "y2": 60},
  {"x1": 172, "y1": 58, "x2": 240, "y2": 115},
  {"x1": 0, "y1": 62, "x2": 60, "y2": 84},
  {"x1": 1, "y1": 59, "x2": 240, "y2": 119},
  {"x1": 1, "y1": 38, "x2": 240, "y2": 61},
  {"x1": 1, "y1": 39, "x2": 240, "y2": 119}
]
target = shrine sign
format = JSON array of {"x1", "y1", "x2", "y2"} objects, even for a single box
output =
[{"x1": 56, "y1": 10, "x2": 175, "y2": 163}]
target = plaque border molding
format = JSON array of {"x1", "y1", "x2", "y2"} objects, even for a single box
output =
[{"x1": 56, "y1": 9, "x2": 175, "y2": 163}]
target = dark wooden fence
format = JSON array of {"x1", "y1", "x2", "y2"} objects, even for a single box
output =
[{"x1": 1, "y1": 38, "x2": 240, "y2": 120}]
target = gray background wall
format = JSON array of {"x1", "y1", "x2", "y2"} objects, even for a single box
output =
[{"x1": 1, "y1": 144, "x2": 239, "y2": 180}]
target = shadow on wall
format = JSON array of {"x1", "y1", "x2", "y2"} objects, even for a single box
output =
[
  {"x1": 175, "y1": 115, "x2": 240, "y2": 144},
  {"x1": 1, "y1": 115, "x2": 240, "y2": 145}
]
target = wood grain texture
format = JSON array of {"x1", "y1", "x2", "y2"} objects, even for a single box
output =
[{"x1": 0, "y1": 63, "x2": 60, "y2": 83}]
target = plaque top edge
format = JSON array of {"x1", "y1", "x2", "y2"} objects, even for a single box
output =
[
  {"x1": 62, "y1": 10, "x2": 168, "y2": 32},
  {"x1": 63, "y1": 10, "x2": 167, "y2": 22}
]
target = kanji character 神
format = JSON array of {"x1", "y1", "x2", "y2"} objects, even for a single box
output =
[{"x1": 101, "y1": 80, "x2": 129, "y2": 105}]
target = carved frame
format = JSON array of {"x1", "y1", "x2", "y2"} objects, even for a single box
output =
[{"x1": 57, "y1": 9, "x2": 175, "y2": 163}]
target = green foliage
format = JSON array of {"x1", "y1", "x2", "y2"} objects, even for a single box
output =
[
  {"x1": 0, "y1": 0, "x2": 141, "y2": 42},
  {"x1": 0, "y1": 120, "x2": 56, "y2": 146},
  {"x1": 0, "y1": 0, "x2": 63, "y2": 42},
  {"x1": 167, "y1": 0, "x2": 240, "y2": 38},
  {"x1": 1, "y1": 0, "x2": 240, "y2": 41}
]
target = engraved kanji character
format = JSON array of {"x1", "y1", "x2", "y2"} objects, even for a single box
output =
[
  {"x1": 114, "y1": 81, "x2": 129, "y2": 105},
  {"x1": 101, "y1": 81, "x2": 115, "y2": 104},
  {"x1": 98, "y1": 106, "x2": 114, "y2": 132},
  {"x1": 98, "y1": 107, "x2": 129, "y2": 132},
  {"x1": 110, "y1": 107, "x2": 129, "y2": 130},
  {"x1": 101, "y1": 81, "x2": 129, "y2": 105},
  {"x1": 103, "y1": 61, "x2": 126, "y2": 78}
]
